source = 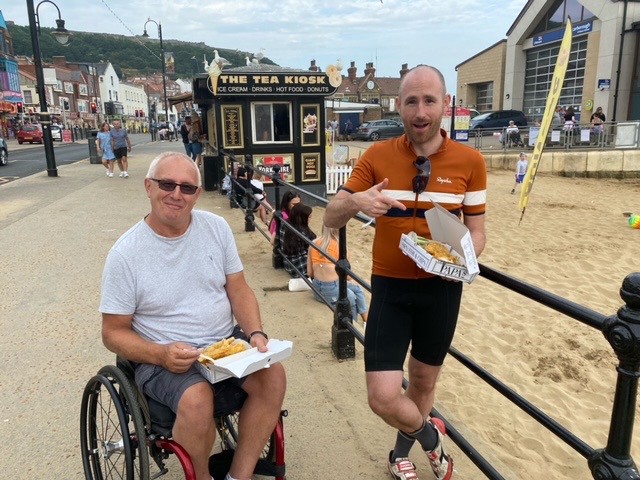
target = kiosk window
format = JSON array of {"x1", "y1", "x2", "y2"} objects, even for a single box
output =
[{"x1": 252, "y1": 102, "x2": 292, "y2": 143}]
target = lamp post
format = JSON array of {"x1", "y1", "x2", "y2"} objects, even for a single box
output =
[
  {"x1": 26, "y1": 0, "x2": 70, "y2": 177},
  {"x1": 143, "y1": 18, "x2": 169, "y2": 124}
]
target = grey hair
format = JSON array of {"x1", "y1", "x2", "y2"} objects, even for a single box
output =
[
  {"x1": 398, "y1": 64, "x2": 447, "y2": 98},
  {"x1": 146, "y1": 151, "x2": 202, "y2": 186}
]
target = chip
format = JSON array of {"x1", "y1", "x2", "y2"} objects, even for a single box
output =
[{"x1": 199, "y1": 337, "x2": 247, "y2": 364}]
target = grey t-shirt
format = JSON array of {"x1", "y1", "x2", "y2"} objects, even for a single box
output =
[
  {"x1": 99, "y1": 210, "x2": 243, "y2": 347},
  {"x1": 110, "y1": 127, "x2": 129, "y2": 149}
]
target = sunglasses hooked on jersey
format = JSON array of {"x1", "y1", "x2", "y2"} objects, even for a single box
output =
[
  {"x1": 412, "y1": 156, "x2": 431, "y2": 194},
  {"x1": 150, "y1": 178, "x2": 199, "y2": 195}
]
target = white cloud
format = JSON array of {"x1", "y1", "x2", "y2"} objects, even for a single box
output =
[{"x1": 2, "y1": 0, "x2": 528, "y2": 90}]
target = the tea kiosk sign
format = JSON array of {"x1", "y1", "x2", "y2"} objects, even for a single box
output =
[{"x1": 210, "y1": 73, "x2": 339, "y2": 96}]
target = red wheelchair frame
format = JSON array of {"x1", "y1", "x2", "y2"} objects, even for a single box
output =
[{"x1": 80, "y1": 358, "x2": 286, "y2": 480}]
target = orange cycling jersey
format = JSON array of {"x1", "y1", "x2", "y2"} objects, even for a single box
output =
[{"x1": 342, "y1": 131, "x2": 487, "y2": 279}]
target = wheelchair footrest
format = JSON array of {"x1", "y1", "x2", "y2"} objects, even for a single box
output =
[{"x1": 209, "y1": 450, "x2": 285, "y2": 479}]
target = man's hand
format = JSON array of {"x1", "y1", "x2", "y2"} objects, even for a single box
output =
[
  {"x1": 161, "y1": 342, "x2": 200, "y2": 373},
  {"x1": 356, "y1": 178, "x2": 406, "y2": 218},
  {"x1": 249, "y1": 334, "x2": 269, "y2": 353}
]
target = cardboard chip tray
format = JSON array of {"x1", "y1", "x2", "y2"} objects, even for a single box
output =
[
  {"x1": 399, "y1": 203, "x2": 479, "y2": 283},
  {"x1": 195, "y1": 339, "x2": 293, "y2": 384}
]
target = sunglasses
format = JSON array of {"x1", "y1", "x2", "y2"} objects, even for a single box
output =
[
  {"x1": 150, "y1": 178, "x2": 199, "y2": 195},
  {"x1": 412, "y1": 156, "x2": 431, "y2": 194}
]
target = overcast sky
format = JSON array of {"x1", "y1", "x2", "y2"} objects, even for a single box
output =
[{"x1": 3, "y1": 0, "x2": 527, "y2": 95}]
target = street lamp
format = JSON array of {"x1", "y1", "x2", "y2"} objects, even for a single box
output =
[
  {"x1": 26, "y1": 0, "x2": 71, "y2": 177},
  {"x1": 142, "y1": 18, "x2": 169, "y2": 124}
]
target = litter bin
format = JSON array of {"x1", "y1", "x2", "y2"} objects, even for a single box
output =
[{"x1": 88, "y1": 130, "x2": 101, "y2": 164}]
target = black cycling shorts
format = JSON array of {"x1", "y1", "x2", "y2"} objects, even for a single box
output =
[{"x1": 364, "y1": 275, "x2": 463, "y2": 371}]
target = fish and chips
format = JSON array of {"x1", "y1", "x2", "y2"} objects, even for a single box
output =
[
  {"x1": 415, "y1": 236, "x2": 461, "y2": 265},
  {"x1": 198, "y1": 337, "x2": 248, "y2": 365}
]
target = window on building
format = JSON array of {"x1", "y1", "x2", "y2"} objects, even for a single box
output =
[
  {"x1": 475, "y1": 82, "x2": 493, "y2": 111},
  {"x1": 533, "y1": 0, "x2": 595, "y2": 35},
  {"x1": 523, "y1": 37, "x2": 588, "y2": 123},
  {"x1": 23, "y1": 90, "x2": 33, "y2": 104},
  {"x1": 251, "y1": 102, "x2": 292, "y2": 143}
]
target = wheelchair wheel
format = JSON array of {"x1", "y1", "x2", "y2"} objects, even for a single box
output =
[
  {"x1": 217, "y1": 412, "x2": 276, "y2": 463},
  {"x1": 80, "y1": 366, "x2": 150, "y2": 480},
  {"x1": 214, "y1": 411, "x2": 286, "y2": 479}
]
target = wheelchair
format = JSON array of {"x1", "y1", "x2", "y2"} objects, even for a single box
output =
[{"x1": 80, "y1": 357, "x2": 287, "y2": 480}]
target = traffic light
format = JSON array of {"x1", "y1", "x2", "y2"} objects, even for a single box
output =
[
  {"x1": 90, "y1": 102, "x2": 97, "y2": 114},
  {"x1": 63, "y1": 100, "x2": 70, "y2": 111},
  {"x1": 17, "y1": 102, "x2": 23, "y2": 113},
  {"x1": 135, "y1": 109, "x2": 139, "y2": 117}
]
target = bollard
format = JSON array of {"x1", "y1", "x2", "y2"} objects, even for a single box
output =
[
  {"x1": 271, "y1": 165, "x2": 284, "y2": 269},
  {"x1": 588, "y1": 272, "x2": 640, "y2": 480},
  {"x1": 331, "y1": 229, "x2": 355, "y2": 360}
]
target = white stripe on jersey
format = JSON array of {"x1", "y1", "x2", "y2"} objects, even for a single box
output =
[
  {"x1": 463, "y1": 190, "x2": 487, "y2": 206},
  {"x1": 383, "y1": 189, "x2": 465, "y2": 205}
]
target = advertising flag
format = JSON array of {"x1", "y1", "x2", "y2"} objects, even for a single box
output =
[{"x1": 519, "y1": 19, "x2": 573, "y2": 223}]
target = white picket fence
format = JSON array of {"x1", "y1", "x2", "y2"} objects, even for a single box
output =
[{"x1": 326, "y1": 165, "x2": 353, "y2": 194}]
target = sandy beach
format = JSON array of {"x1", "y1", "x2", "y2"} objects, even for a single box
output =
[
  {"x1": 229, "y1": 164, "x2": 640, "y2": 479},
  {"x1": 0, "y1": 143, "x2": 638, "y2": 479}
]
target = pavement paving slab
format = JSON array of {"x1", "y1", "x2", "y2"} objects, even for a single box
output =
[{"x1": 0, "y1": 144, "x2": 407, "y2": 479}]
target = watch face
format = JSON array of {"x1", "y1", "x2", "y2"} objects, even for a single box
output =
[{"x1": 367, "y1": 80, "x2": 374, "y2": 90}]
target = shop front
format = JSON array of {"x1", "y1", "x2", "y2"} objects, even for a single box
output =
[{"x1": 191, "y1": 65, "x2": 340, "y2": 198}]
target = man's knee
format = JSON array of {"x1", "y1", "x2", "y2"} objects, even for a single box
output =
[
  {"x1": 244, "y1": 363, "x2": 286, "y2": 402},
  {"x1": 176, "y1": 382, "x2": 214, "y2": 424}
]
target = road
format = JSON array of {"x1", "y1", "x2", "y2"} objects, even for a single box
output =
[{"x1": 0, "y1": 133, "x2": 153, "y2": 185}]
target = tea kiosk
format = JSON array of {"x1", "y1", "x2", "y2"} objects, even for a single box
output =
[{"x1": 191, "y1": 64, "x2": 341, "y2": 198}]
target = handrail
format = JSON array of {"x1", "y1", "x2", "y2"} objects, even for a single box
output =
[{"x1": 219, "y1": 159, "x2": 640, "y2": 480}]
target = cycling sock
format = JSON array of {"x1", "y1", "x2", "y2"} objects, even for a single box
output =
[
  {"x1": 391, "y1": 430, "x2": 416, "y2": 461},
  {"x1": 408, "y1": 418, "x2": 439, "y2": 452}
]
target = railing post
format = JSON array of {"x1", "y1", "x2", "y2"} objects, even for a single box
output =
[
  {"x1": 244, "y1": 157, "x2": 255, "y2": 232},
  {"x1": 271, "y1": 164, "x2": 283, "y2": 269},
  {"x1": 589, "y1": 272, "x2": 640, "y2": 480},
  {"x1": 331, "y1": 226, "x2": 355, "y2": 360}
]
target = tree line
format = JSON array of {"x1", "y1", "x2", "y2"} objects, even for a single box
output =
[{"x1": 8, "y1": 23, "x2": 275, "y2": 80}]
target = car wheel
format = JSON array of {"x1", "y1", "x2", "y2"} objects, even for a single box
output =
[
  {"x1": 370, "y1": 132, "x2": 380, "y2": 141},
  {"x1": 18, "y1": 140, "x2": 23, "y2": 144},
  {"x1": 0, "y1": 148, "x2": 7, "y2": 166}
]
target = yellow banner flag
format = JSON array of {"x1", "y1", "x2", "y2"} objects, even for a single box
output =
[{"x1": 519, "y1": 20, "x2": 574, "y2": 223}]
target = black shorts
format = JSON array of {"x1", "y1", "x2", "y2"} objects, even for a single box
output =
[
  {"x1": 113, "y1": 147, "x2": 128, "y2": 160},
  {"x1": 364, "y1": 275, "x2": 463, "y2": 371}
]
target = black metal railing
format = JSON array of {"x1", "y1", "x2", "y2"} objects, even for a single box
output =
[{"x1": 218, "y1": 159, "x2": 640, "y2": 480}]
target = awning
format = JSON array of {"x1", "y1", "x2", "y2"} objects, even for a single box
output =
[{"x1": 167, "y1": 92, "x2": 193, "y2": 107}]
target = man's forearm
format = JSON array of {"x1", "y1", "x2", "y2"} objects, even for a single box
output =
[
  {"x1": 102, "y1": 323, "x2": 165, "y2": 366},
  {"x1": 324, "y1": 195, "x2": 359, "y2": 229}
]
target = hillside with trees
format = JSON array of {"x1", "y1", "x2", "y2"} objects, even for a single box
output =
[{"x1": 7, "y1": 23, "x2": 276, "y2": 79}]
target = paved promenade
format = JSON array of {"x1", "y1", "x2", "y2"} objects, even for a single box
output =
[{"x1": 0, "y1": 142, "x2": 405, "y2": 479}]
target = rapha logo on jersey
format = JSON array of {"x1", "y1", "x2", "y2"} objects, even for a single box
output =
[{"x1": 437, "y1": 177, "x2": 452, "y2": 184}]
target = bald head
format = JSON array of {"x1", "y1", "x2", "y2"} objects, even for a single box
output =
[
  {"x1": 147, "y1": 151, "x2": 202, "y2": 186},
  {"x1": 399, "y1": 65, "x2": 447, "y2": 99}
]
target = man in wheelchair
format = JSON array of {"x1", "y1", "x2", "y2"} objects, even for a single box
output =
[
  {"x1": 99, "y1": 152, "x2": 287, "y2": 480},
  {"x1": 504, "y1": 120, "x2": 524, "y2": 148}
]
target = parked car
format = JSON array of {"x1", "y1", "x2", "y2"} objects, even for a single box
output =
[
  {"x1": 50, "y1": 124, "x2": 62, "y2": 141},
  {"x1": 352, "y1": 119, "x2": 404, "y2": 141},
  {"x1": 0, "y1": 134, "x2": 8, "y2": 166},
  {"x1": 17, "y1": 124, "x2": 44, "y2": 144},
  {"x1": 470, "y1": 110, "x2": 527, "y2": 131}
]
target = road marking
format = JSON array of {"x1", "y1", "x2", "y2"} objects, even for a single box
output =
[{"x1": 0, "y1": 176, "x2": 19, "y2": 185}]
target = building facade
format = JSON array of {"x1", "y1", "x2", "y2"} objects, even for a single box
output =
[
  {"x1": 0, "y1": 11, "x2": 23, "y2": 137},
  {"x1": 457, "y1": 0, "x2": 640, "y2": 123}
]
